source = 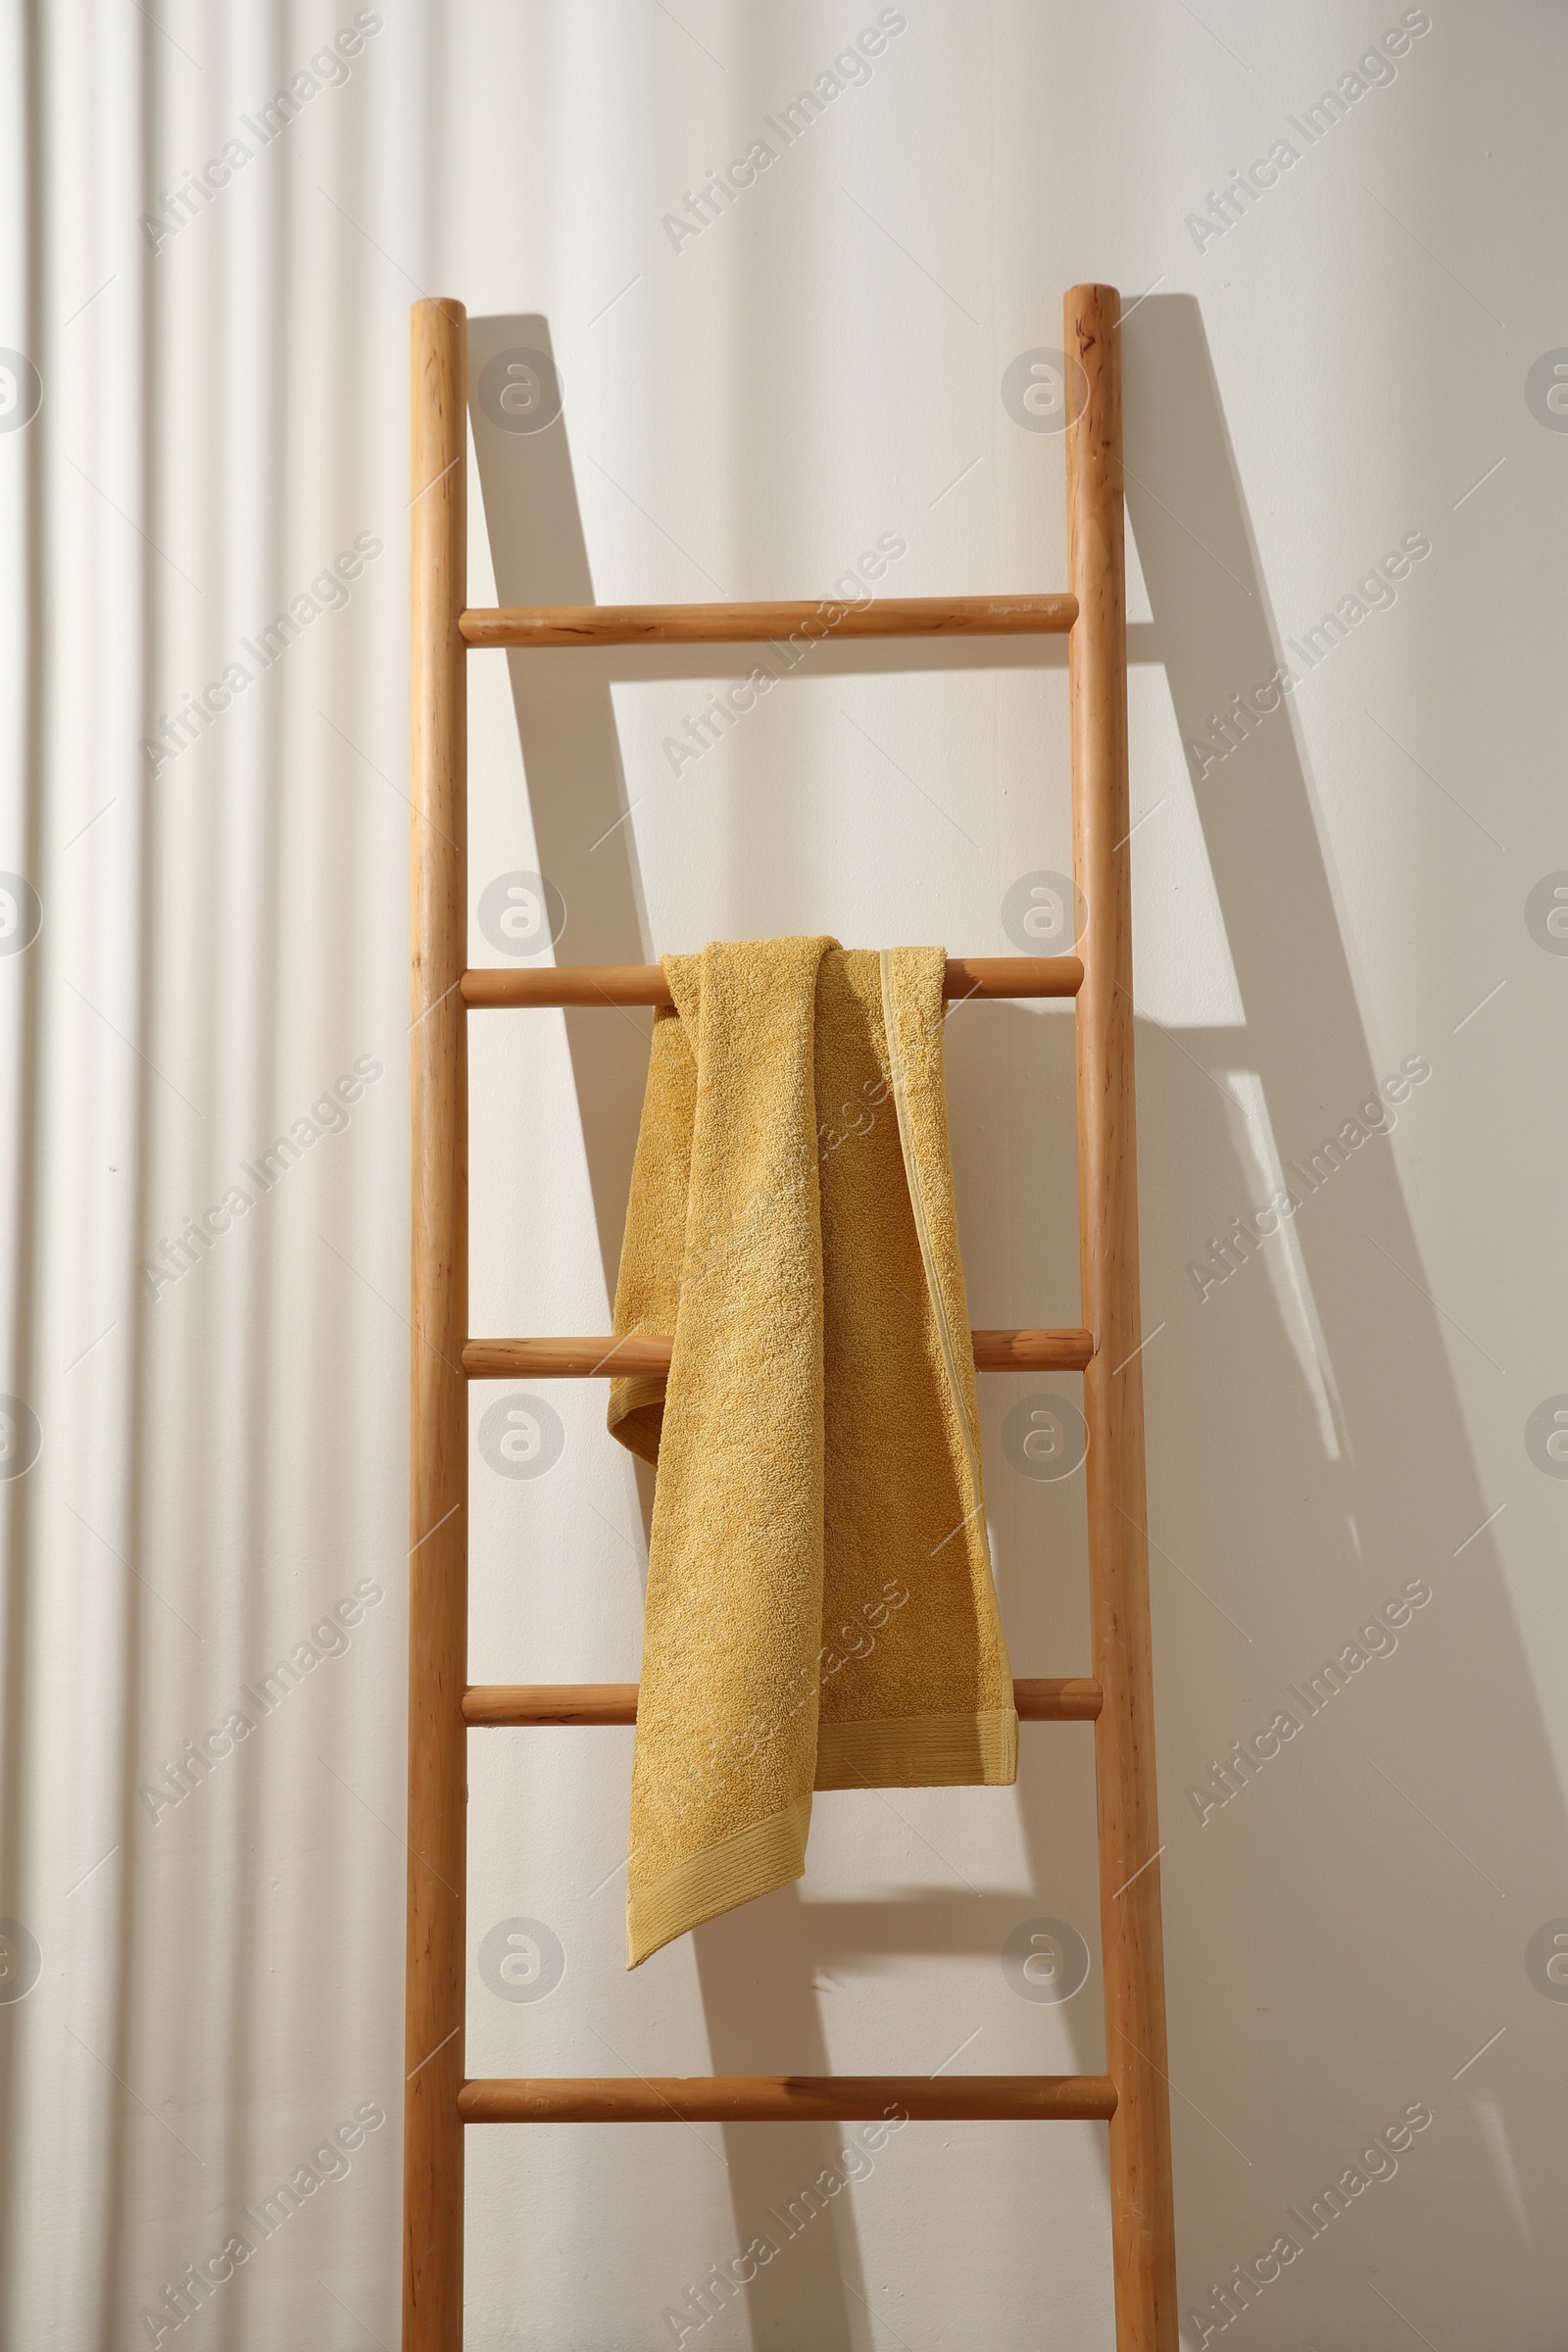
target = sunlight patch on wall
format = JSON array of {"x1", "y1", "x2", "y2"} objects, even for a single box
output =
[{"x1": 1217, "y1": 1065, "x2": 1346, "y2": 1463}]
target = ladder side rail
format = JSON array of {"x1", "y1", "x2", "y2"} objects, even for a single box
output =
[
  {"x1": 1065, "y1": 282, "x2": 1179, "y2": 2352},
  {"x1": 407, "y1": 295, "x2": 470, "y2": 2352}
]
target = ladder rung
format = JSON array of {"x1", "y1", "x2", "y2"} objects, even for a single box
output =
[
  {"x1": 463, "y1": 1677, "x2": 1102, "y2": 1728},
  {"x1": 459, "y1": 2074, "x2": 1116, "y2": 2124},
  {"x1": 459, "y1": 594, "x2": 1077, "y2": 650},
  {"x1": 462, "y1": 954, "x2": 1081, "y2": 1009},
  {"x1": 463, "y1": 1328, "x2": 1094, "y2": 1380}
]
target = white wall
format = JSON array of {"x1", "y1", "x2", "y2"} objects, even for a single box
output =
[{"x1": 2, "y1": 3, "x2": 1565, "y2": 2345}]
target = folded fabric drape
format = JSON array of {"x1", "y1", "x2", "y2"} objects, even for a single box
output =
[{"x1": 609, "y1": 938, "x2": 1016, "y2": 1967}]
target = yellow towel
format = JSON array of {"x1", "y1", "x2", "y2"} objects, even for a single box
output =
[{"x1": 609, "y1": 939, "x2": 1016, "y2": 1967}]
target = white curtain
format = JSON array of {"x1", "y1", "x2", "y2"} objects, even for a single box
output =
[{"x1": 1, "y1": 5, "x2": 1559, "y2": 2347}]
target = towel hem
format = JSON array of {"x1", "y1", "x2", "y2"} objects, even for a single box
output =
[
  {"x1": 606, "y1": 1366, "x2": 665, "y2": 1467},
  {"x1": 627, "y1": 1793, "x2": 812, "y2": 1968},
  {"x1": 813, "y1": 1706, "x2": 1018, "y2": 1788}
]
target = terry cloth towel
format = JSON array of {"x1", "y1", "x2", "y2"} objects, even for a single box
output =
[{"x1": 609, "y1": 937, "x2": 1016, "y2": 1968}]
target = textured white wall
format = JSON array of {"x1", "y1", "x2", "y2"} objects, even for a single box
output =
[{"x1": 2, "y1": 3, "x2": 1565, "y2": 2346}]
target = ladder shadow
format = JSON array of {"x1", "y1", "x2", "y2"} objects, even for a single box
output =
[
  {"x1": 466, "y1": 316, "x2": 656, "y2": 1315},
  {"x1": 469, "y1": 295, "x2": 1566, "y2": 2339}
]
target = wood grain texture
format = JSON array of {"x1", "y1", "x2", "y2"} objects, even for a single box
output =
[
  {"x1": 462, "y1": 1677, "x2": 1102, "y2": 1728},
  {"x1": 459, "y1": 2074, "x2": 1118, "y2": 2124},
  {"x1": 406, "y1": 297, "x2": 467, "y2": 2352},
  {"x1": 460, "y1": 593, "x2": 1077, "y2": 648},
  {"x1": 1066, "y1": 282, "x2": 1178, "y2": 2351},
  {"x1": 461, "y1": 954, "x2": 1082, "y2": 1008},
  {"x1": 971, "y1": 1326, "x2": 1095, "y2": 1372},
  {"x1": 461, "y1": 1328, "x2": 1094, "y2": 1379}
]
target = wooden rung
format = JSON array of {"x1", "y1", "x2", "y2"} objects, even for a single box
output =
[
  {"x1": 459, "y1": 2074, "x2": 1117, "y2": 2125},
  {"x1": 459, "y1": 594, "x2": 1077, "y2": 650},
  {"x1": 462, "y1": 955, "x2": 1081, "y2": 1009},
  {"x1": 463, "y1": 1677, "x2": 1102, "y2": 1728},
  {"x1": 462, "y1": 1328, "x2": 1094, "y2": 1379}
]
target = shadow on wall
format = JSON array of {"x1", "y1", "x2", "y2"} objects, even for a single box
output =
[
  {"x1": 467, "y1": 299, "x2": 1565, "y2": 2345},
  {"x1": 466, "y1": 316, "x2": 653, "y2": 1302}
]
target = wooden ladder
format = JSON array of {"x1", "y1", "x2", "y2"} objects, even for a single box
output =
[{"x1": 406, "y1": 282, "x2": 1177, "y2": 2350}]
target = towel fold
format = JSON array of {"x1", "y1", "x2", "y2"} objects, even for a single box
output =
[{"x1": 609, "y1": 938, "x2": 1015, "y2": 1967}]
